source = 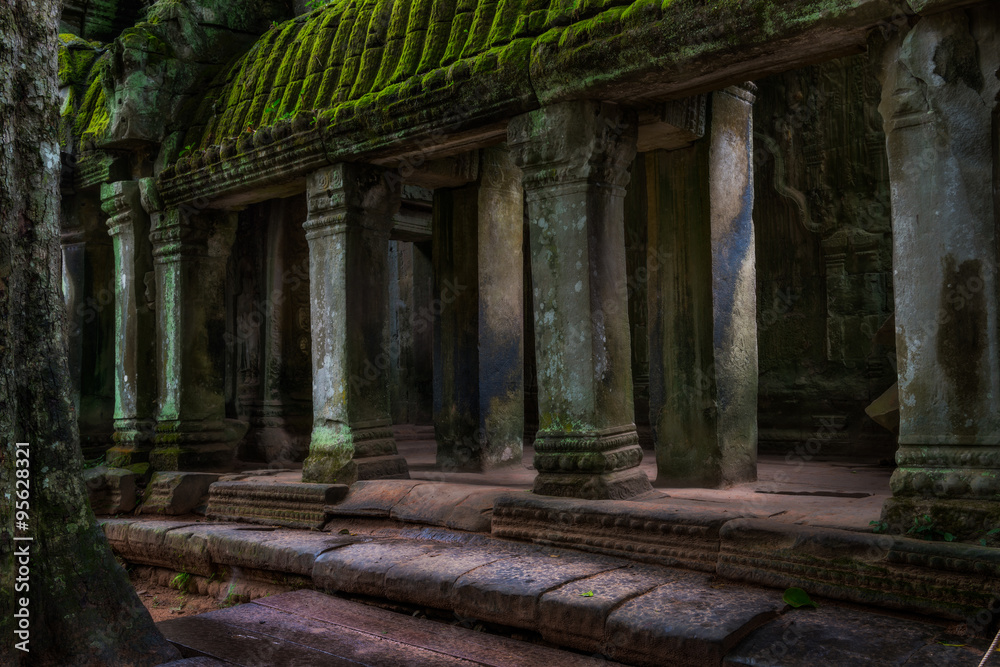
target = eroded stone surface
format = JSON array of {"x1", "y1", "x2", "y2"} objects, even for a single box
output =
[
  {"x1": 84, "y1": 466, "x2": 137, "y2": 514},
  {"x1": 452, "y1": 552, "x2": 624, "y2": 627},
  {"x1": 603, "y1": 577, "x2": 782, "y2": 667},
  {"x1": 537, "y1": 564, "x2": 667, "y2": 653},
  {"x1": 142, "y1": 472, "x2": 220, "y2": 515},
  {"x1": 206, "y1": 527, "x2": 362, "y2": 576},
  {"x1": 312, "y1": 539, "x2": 447, "y2": 598},
  {"x1": 206, "y1": 480, "x2": 348, "y2": 529},
  {"x1": 724, "y1": 605, "x2": 955, "y2": 666}
]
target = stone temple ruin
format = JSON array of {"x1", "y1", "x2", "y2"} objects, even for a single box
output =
[{"x1": 60, "y1": 1, "x2": 1000, "y2": 654}]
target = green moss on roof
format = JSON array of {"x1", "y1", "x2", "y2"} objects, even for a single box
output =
[{"x1": 188, "y1": 0, "x2": 558, "y2": 153}]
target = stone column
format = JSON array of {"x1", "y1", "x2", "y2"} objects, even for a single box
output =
[
  {"x1": 149, "y1": 202, "x2": 248, "y2": 470},
  {"x1": 433, "y1": 147, "x2": 524, "y2": 471},
  {"x1": 646, "y1": 84, "x2": 759, "y2": 488},
  {"x1": 302, "y1": 163, "x2": 410, "y2": 484},
  {"x1": 100, "y1": 181, "x2": 157, "y2": 466},
  {"x1": 60, "y1": 191, "x2": 115, "y2": 459},
  {"x1": 877, "y1": 9, "x2": 1000, "y2": 536},
  {"x1": 509, "y1": 100, "x2": 651, "y2": 499}
]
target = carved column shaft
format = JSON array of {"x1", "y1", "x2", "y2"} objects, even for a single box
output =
[
  {"x1": 647, "y1": 84, "x2": 758, "y2": 488},
  {"x1": 100, "y1": 180, "x2": 157, "y2": 464},
  {"x1": 878, "y1": 9, "x2": 1000, "y2": 535},
  {"x1": 150, "y1": 203, "x2": 247, "y2": 470},
  {"x1": 60, "y1": 191, "x2": 115, "y2": 458},
  {"x1": 510, "y1": 100, "x2": 651, "y2": 499},
  {"x1": 302, "y1": 163, "x2": 410, "y2": 484},
  {"x1": 433, "y1": 147, "x2": 525, "y2": 471}
]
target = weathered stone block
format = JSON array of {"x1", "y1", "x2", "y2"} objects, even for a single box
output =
[
  {"x1": 451, "y1": 553, "x2": 622, "y2": 628},
  {"x1": 602, "y1": 578, "x2": 781, "y2": 667},
  {"x1": 537, "y1": 564, "x2": 666, "y2": 653},
  {"x1": 206, "y1": 481, "x2": 349, "y2": 529},
  {"x1": 382, "y1": 547, "x2": 527, "y2": 610},
  {"x1": 492, "y1": 494, "x2": 751, "y2": 572},
  {"x1": 84, "y1": 466, "x2": 138, "y2": 514},
  {"x1": 718, "y1": 518, "x2": 1000, "y2": 621},
  {"x1": 312, "y1": 540, "x2": 446, "y2": 598},
  {"x1": 205, "y1": 527, "x2": 362, "y2": 576},
  {"x1": 142, "y1": 472, "x2": 220, "y2": 515},
  {"x1": 723, "y1": 604, "x2": 960, "y2": 666}
]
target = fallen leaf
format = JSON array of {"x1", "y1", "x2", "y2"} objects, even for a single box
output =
[
  {"x1": 783, "y1": 587, "x2": 818, "y2": 609},
  {"x1": 580, "y1": 591, "x2": 595, "y2": 597}
]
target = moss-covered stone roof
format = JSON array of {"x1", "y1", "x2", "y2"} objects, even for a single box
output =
[
  {"x1": 178, "y1": 0, "x2": 557, "y2": 153},
  {"x1": 62, "y1": 0, "x2": 923, "y2": 202}
]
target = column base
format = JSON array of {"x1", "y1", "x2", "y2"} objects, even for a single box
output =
[
  {"x1": 436, "y1": 437, "x2": 525, "y2": 472},
  {"x1": 303, "y1": 421, "x2": 410, "y2": 484},
  {"x1": 106, "y1": 419, "x2": 156, "y2": 467},
  {"x1": 880, "y1": 496, "x2": 1000, "y2": 544},
  {"x1": 150, "y1": 419, "x2": 248, "y2": 471},
  {"x1": 533, "y1": 468, "x2": 652, "y2": 500},
  {"x1": 531, "y1": 427, "x2": 651, "y2": 499}
]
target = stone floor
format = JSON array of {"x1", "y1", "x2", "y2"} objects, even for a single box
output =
[{"x1": 255, "y1": 424, "x2": 894, "y2": 533}]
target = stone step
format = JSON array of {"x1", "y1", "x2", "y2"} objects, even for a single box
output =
[
  {"x1": 158, "y1": 589, "x2": 611, "y2": 666},
  {"x1": 105, "y1": 518, "x2": 996, "y2": 666}
]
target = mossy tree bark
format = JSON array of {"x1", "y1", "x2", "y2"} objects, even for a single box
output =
[{"x1": 0, "y1": 1, "x2": 179, "y2": 664}]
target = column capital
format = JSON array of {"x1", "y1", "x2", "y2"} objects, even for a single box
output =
[
  {"x1": 150, "y1": 208, "x2": 205, "y2": 262},
  {"x1": 101, "y1": 181, "x2": 144, "y2": 237},
  {"x1": 304, "y1": 163, "x2": 401, "y2": 240},
  {"x1": 508, "y1": 100, "x2": 638, "y2": 193}
]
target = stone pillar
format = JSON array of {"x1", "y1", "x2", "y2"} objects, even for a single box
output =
[
  {"x1": 149, "y1": 201, "x2": 248, "y2": 470},
  {"x1": 877, "y1": 9, "x2": 1000, "y2": 536},
  {"x1": 100, "y1": 181, "x2": 157, "y2": 466},
  {"x1": 60, "y1": 192, "x2": 116, "y2": 459},
  {"x1": 433, "y1": 147, "x2": 524, "y2": 471},
  {"x1": 646, "y1": 84, "x2": 759, "y2": 488},
  {"x1": 509, "y1": 100, "x2": 651, "y2": 499},
  {"x1": 302, "y1": 163, "x2": 410, "y2": 484}
]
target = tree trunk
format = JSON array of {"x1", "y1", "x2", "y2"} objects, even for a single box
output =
[{"x1": 0, "y1": 2, "x2": 180, "y2": 664}]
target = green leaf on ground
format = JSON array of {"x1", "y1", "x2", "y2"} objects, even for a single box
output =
[
  {"x1": 580, "y1": 591, "x2": 594, "y2": 597},
  {"x1": 783, "y1": 587, "x2": 818, "y2": 608}
]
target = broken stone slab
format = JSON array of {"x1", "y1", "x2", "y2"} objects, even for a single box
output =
[
  {"x1": 492, "y1": 494, "x2": 758, "y2": 572},
  {"x1": 718, "y1": 518, "x2": 1000, "y2": 621},
  {"x1": 601, "y1": 577, "x2": 782, "y2": 667},
  {"x1": 324, "y1": 479, "x2": 429, "y2": 518},
  {"x1": 141, "y1": 472, "x2": 220, "y2": 515},
  {"x1": 83, "y1": 466, "x2": 137, "y2": 514},
  {"x1": 205, "y1": 527, "x2": 364, "y2": 576},
  {"x1": 206, "y1": 481, "x2": 349, "y2": 529},
  {"x1": 312, "y1": 539, "x2": 448, "y2": 599},
  {"x1": 723, "y1": 604, "x2": 961, "y2": 666},
  {"x1": 389, "y1": 483, "x2": 514, "y2": 533},
  {"x1": 451, "y1": 552, "x2": 624, "y2": 628},
  {"x1": 537, "y1": 564, "x2": 667, "y2": 654}
]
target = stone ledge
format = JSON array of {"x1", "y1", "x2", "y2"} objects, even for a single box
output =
[
  {"x1": 492, "y1": 494, "x2": 754, "y2": 572},
  {"x1": 206, "y1": 480, "x2": 349, "y2": 529},
  {"x1": 718, "y1": 518, "x2": 1000, "y2": 621}
]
